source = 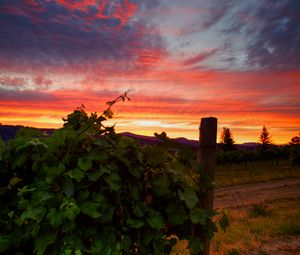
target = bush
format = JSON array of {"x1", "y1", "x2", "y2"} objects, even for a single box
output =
[
  {"x1": 249, "y1": 203, "x2": 272, "y2": 218},
  {"x1": 0, "y1": 93, "x2": 220, "y2": 255}
]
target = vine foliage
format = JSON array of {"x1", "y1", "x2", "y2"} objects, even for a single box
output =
[{"x1": 0, "y1": 92, "x2": 223, "y2": 254}]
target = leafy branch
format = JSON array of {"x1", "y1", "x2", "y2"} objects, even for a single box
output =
[{"x1": 65, "y1": 90, "x2": 131, "y2": 161}]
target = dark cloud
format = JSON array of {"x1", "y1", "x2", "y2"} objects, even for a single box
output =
[
  {"x1": 226, "y1": 0, "x2": 300, "y2": 70},
  {"x1": 0, "y1": 0, "x2": 166, "y2": 72}
]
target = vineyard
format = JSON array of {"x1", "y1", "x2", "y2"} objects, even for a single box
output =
[{"x1": 0, "y1": 93, "x2": 227, "y2": 255}]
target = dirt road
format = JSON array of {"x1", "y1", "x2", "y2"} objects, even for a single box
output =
[
  {"x1": 213, "y1": 177, "x2": 300, "y2": 255},
  {"x1": 214, "y1": 177, "x2": 300, "y2": 209}
]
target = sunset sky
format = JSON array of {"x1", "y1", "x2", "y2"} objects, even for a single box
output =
[{"x1": 0, "y1": 0, "x2": 299, "y2": 144}]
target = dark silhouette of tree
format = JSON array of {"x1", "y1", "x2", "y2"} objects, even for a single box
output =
[
  {"x1": 219, "y1": 127, "x2": 235, "y2": 151},
  {"x1": 154, "y1": 131, "x2": 169, "y2": 141},
  {"x1": 259, "y1": 125, "x2": 272, "y2": 149},
  {"x1": 289, "y1": 132, "x2": 300, "y2": 146}
]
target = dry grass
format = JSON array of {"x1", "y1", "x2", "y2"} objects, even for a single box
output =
[
  {"x1": 215, "y1": 160, "x2": 300, "y2": 188},
  {"x1": 211, "y1": 197, "x2": 300, "y2": 255}
]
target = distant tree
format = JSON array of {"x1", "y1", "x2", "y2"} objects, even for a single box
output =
[
  {"x1": 258, "y1": 125, "x2": 272, "y2": 149},
  {"x1": 289, "y1": 133, "x2": 300, "y2": 166},
  {"x1": 219, "y1": 127, "x2": 235, "y2": 151},
  {"x1": 154, "y1": 131, "x2": 169, "y2": 141},
  {"x1": 289, "y1": 132, "x2": 300, "y2": 146}
]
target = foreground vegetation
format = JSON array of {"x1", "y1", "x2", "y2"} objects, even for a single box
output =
[{"x1": 0, "y1": 93, "x2": 228, "y2": 255}]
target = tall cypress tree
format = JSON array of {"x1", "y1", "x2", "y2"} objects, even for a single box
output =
[
  {"x1": 259, "y1": 125, "x2": 272, "y2": 149},
  {"x1": 219, "y1": 127, "x2": 235, "y2": 151}
]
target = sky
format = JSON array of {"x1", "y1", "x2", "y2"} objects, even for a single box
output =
[{"x1": 0, "y1": 0, "x2": 299, "y2": 144}]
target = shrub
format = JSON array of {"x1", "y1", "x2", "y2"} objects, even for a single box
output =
[
  {"x1": 249, "y1": 203, "x2": 272, "y2": 218},
  {"x1": 0, "y1": 93, "x2": 220, "y2": 255}
]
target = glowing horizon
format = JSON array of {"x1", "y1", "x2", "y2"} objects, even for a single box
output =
[{"x1": 0, "y1": 0, "x2": 299, "y2": 144}]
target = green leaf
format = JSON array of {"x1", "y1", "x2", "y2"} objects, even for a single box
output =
[
  {"x1": 34, "y1": 231, "x2": 57, "y2": 255},
  {"x1": 44, "y1": 163, "x2": 65, "y2": 184},
  {"x1": 47, "y1": 208, "x2": 62, "y2": 227},
  {"x1": 121, "y1": 236, "x2": 131, "y2": 252},
  {"x1": 145, "y1": 146, "x2": 165, "y2": 167},
  {"x1": 80, "y1": 201, "x2": 102, "y2": 219},
  {"x1": 111, "y1": 242, "x2": 121, "y2": 255},
  {"x1": 166, "y1": 203, "x2": 186, "y2": 225},
  {"x1": 143, "y1": 229, "x2": 162, "y2": 245},
  {"x1": 101, "y1": 205, "x2": 115, "y2": 223},
  {"x1": 34, "y1": 191, "x2": 54, "y2": 202},
  {"x1": 15, "y1": 152, "x2": 27, "y2": 168},
  {"x1": 88, "y1": 149, "x2": 108, "y2": 162},
  {"x1": 132, "y1": 201, "x2": 147, "y2": 217},
  {"x1": 147, "y1": 210, "x2": 164, "y2": 229},
  {"x1": 31, "y1": 224, "x2": 40, "y2": 237},
  {"x1": 189, "y1": 238, "x2": 204, "y2": 255},
  {"x1": 60, "y1": 200, "x2": 80, "y2": 221},
  {"x1": 17, "y1": 185, "x2": 36, "y2": 196},
  {"x1": 87, "y1": 170, "x2": 103, "y2": 182},
  {"x1": 127, "y1": 217, "x2": 144, "y2": 228},
  {"x1": 127, "y1": 166, "x2": 144, "y2": 179},
  {"x1": 114, "y1": 149, "x2": 131, "y2": 168},
  {"x1": 20, "y1": 206, "x2": 47, "y2": 223},
  {"x1": 104, "y1": 172, "x2": 122, "y2": 191},
  {"x1": 91, "y1": 192, "x2": 105, "y2": 202},
  {"x1": 179, "y1": 187, "x2": 199, "y2": 209},
  {"x1": 0, "y1": 235, "x2": 11, "y2": 253},
  {"x1": 91, "y1": 240, "x2": 104, "y2": 253},
  {"x1": 66, "y1": 168, "x2": 85, "y2": 182},
  {"x1": 9, "y1": 176, "x2": 22, "y2": 186},
  {"x1": 190, "y1": 208, "x2": 208, "y2": 225},
  {"x1": 91, "y1": 240, "x2": 112, "y2": 255},
  {"x1": 153, "y1": 173, "x2": 170, "y2": 197},
  {"x1": 77, "y1": 190, "x2": 90, "y2": 201},
  {"x1": 75, "y1": 250, "x2": 82, "y2": 255},
  {"x1": 78, "y1": 158, "x2": 92, "y2": 171},
  {"x1": 61, "y1": 179, "x2": 74, "y2": 196},
  {"x1": 130, "y1": 185, "x2": 141, "y2": 201}
]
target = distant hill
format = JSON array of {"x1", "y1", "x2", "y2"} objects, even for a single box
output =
[
  {"x1": 0, "y1": 125, "x2": 258, "y2": 150},
  {"x1": 121, "y1": 132, "x2": 199, "y2": 149},
  {"x1": 0, "y1": 125, "x2": 54, "y2": 141},
  {"x1": 0, "y1": 125, "x2": 23, "y2": 141}
]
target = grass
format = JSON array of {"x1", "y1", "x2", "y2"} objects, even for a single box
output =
[
  {"x1": 211, "y1": 197, "x2": 300, "y2": 255},
  {"x1": 215, "y1": 159, "x2": 300, "y2": 188}
]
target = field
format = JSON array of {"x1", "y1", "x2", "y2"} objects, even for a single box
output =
[{"x1": 173, "y1": 160, "x2": 300, "y2": 255}]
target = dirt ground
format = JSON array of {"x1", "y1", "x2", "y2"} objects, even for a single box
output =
[
  {"x1": 214, "y1": 177, "x2": 300, "y2": 209},
  {"x1": 214, "y1": 177, "x2": 300, "y2": 255}
]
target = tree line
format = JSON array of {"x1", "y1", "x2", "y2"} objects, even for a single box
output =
[{"x1": 218, "y1": 126, "x2": 300, "y2": 166}]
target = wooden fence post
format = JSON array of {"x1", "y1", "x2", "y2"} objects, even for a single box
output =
[{"x1": 197, "y1": 117, "x2": 217, "y2": 255}]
